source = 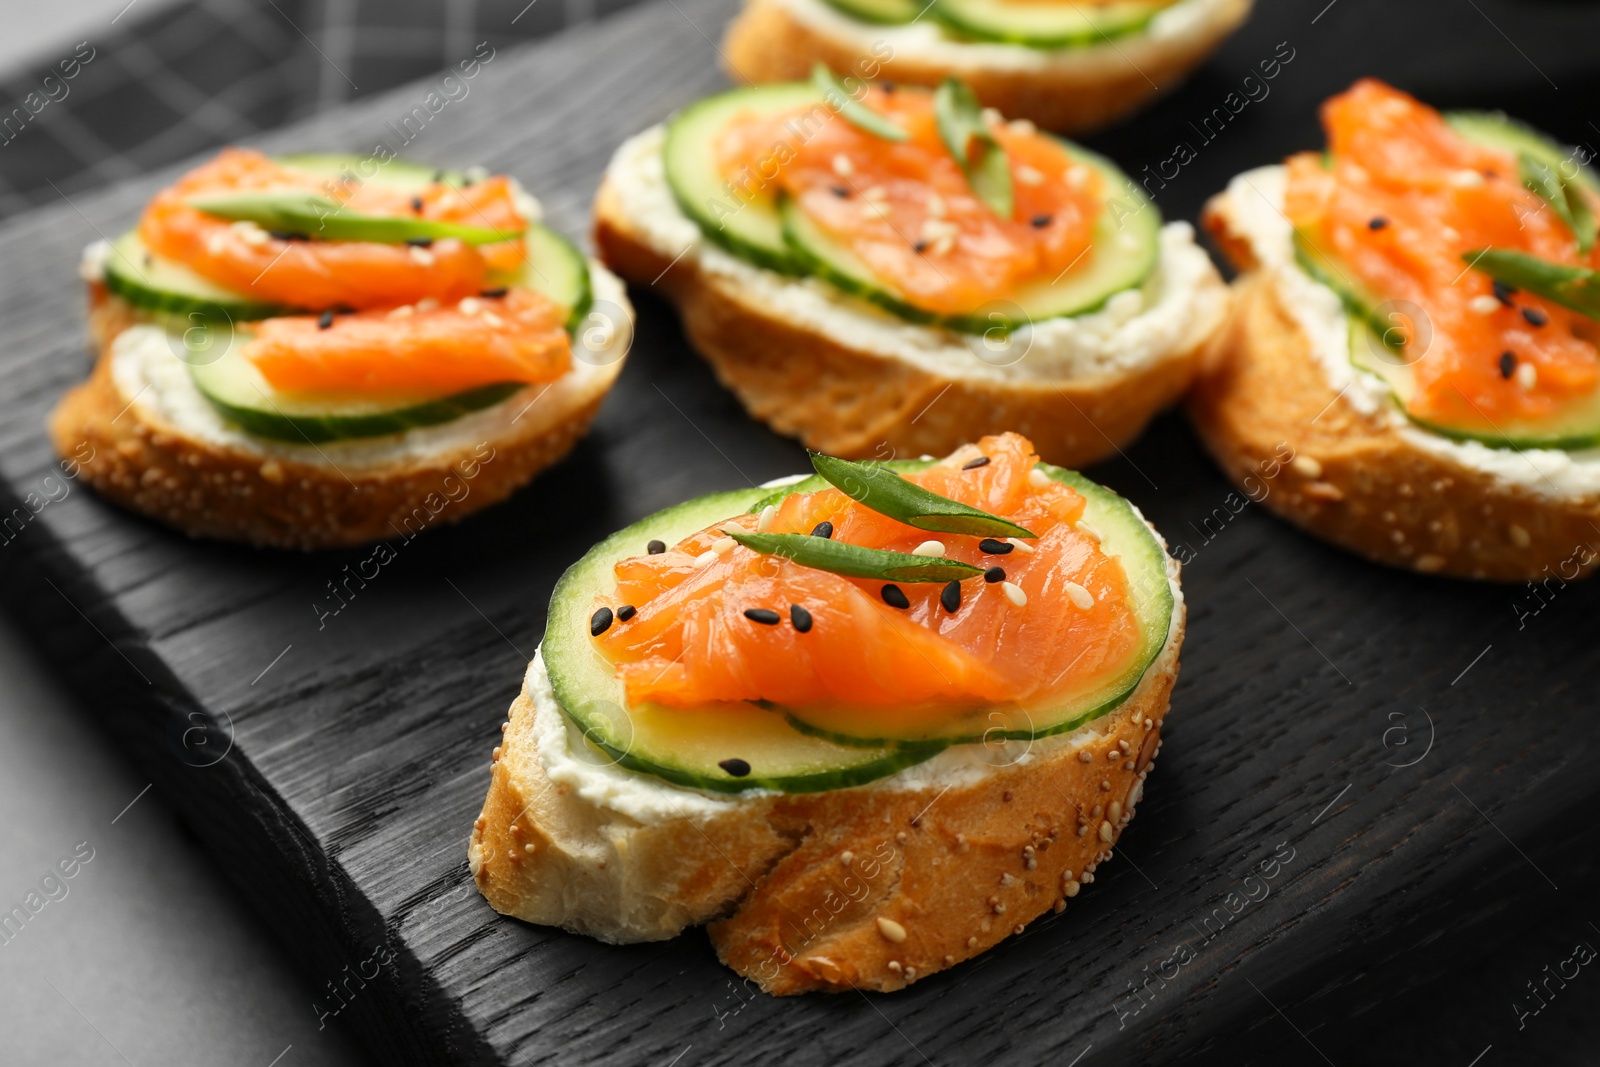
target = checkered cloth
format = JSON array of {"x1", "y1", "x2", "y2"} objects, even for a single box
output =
[{"x1": 0, "y1": 0, "x2": 633, "y2": 219}]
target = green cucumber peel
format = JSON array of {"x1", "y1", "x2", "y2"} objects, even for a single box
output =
[
  {"x1": 1519, "y1": 151, "x2": 1597, "y2": 255},
  {"x1": 933, "y1": 77, "x2": 1013, "y2": 220},
  {"x1": 1464, "y1": 248, "x2": 1600, "y2": 320},
  {"x1": 725, "y1": 530, "x2": 982, "y2": 583},
  {"x1": 188, "y1": 191, "x2": 521, "y2": 245},
  {"x1": 810, "y1": 64, "x2": 908, "y2": 143},
  {"x1": 809, "y1": 452, "x2": 1036, "y2": 538}
]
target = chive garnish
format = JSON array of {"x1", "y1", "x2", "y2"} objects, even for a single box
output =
[
  {"x1": 811, "y1": 64, "x2": 908, "y2": 143},
  {"x1": 189, "y1": 191, "x2": 520, "y2": 246},
  {"x1": 1465, "y1": 248, "x2": 1600, "y2": 321},
  {"x1": 809, "y1": 453, "x2": 1036, "y2": 539},
  {"x1": 1519, "y1": 151, "x2": 1597, "y2": 254},
  {"x1": 727, "y1": 530, "x2": 982, "y2": 583},
  {"x1": 933, "y1": 77, "x2": 1013, "y2": 220}
]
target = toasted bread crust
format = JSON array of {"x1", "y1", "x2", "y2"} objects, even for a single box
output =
[
  {"x1": 721, "y1": 0, "x2": 1251, "y2": 135},
  {"x1": 1190, "y1": 201, "x2": 1600, "y2": 581},
  {"x1": 471, "y1": 599, "x2": 1183, "y2": 995},
  {"x1": 594, "y1": 179, "x2": 1206, "y2": 468},
  {"x1": 48, "y1": 289, "x2": 621, "y2": 550}
]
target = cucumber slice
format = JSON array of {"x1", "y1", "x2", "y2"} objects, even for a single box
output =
[
  {"x1": 1303, "y1": 115, "x2": 1600, "y2": 449},
  {"x1": 1444, "y1": 112, "x2": 1600, "y2": 196},
  {"x1": 664, "y1": 83, "x2": 824, "y2": 274},
  {"x1": 931, "y1": 0, "x2": 1171, "y2": 47},
  {"x1": 187, "y1": 339, "x2": 522, "y2": 444},
  {"x1": 542, "y1": 488, "x2": 944, "y2": 794},
  {"x1": 779, "y1": 145, "x2": 1159, "y2": 332},
  {"x1": 752, "y1": 461, "x2": 1175, "y2": 745},
  {"x1": 103, "y1": 230, "x2": 295, "y2": 322},
  {"x1": 515, "y1": 224, "x2": 593, "y2": 333},
  {"x1": 818, "y1": 0, "x2": 920, "y2": 23}
]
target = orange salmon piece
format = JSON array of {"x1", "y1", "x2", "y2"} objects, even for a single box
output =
[
  {"x1": 715, "y1": 88, "x2": 1105, "y2": 315},
  {"x1": 594, "y1": 433, "x2": 1143, "y2": 715},
  {"x1": 138, "y1": 148, "x2": 527, "y2": 310},
  {"x1": 1285, "y1": 79, "x2": 1600, "y2": 431},
  {"x1": 240, "y1": 289, "x2": 570, "y2": 396}
]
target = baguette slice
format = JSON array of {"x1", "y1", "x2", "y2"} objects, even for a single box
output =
[
  {"x1": 469, "y1": 555, "x2": 1183, "y2": 996},
  {"x1": 722, "y1": 0, "x2": 1253, "y2": 135},
  {"x1": 593, "y1": 129, "x2": 1228, "y2": 469},
  {"x1": 49, "y1": 274, "x2": 630, "y2": 551},
  {"x1": 1192, "y1": 176, "x2": 1600, "y2": 582}
]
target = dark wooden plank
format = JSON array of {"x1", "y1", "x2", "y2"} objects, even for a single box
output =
[{"x1": 2, "y1": 0, "x2": 1599, "y2": 1064}]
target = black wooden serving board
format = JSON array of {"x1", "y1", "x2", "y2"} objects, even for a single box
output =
[{"x1": 4, "y1": 1, "x2": 1600, "y2": 1063}]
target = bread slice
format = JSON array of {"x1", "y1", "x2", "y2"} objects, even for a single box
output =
[
  {"x1": 49, "y1": 274, "x2": 631, "y2": 551},
  {"x1": 1192, "y1": 171, "x2": 1600, "y2": 581},
  {"x1": 593, "y1": 127, "x2": 1229, "y2": 469},
  {"x1": 469, "y1": 552, "x2": 1183, "y2": 995},
  {"x1": 722, "y1": 0, "x2": 1254, "y2": 135}
]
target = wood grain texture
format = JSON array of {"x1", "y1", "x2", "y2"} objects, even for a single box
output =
[{"x1": 2, "y1": 0, "x2": 1599, "y2": 1064}]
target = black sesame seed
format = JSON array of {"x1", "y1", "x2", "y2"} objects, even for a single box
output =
[
  {"x1": 317, "y1": 310, "x2": 335, "y2": 330},
  {"x1": 811, "y1": 521, "x2": 834, "y2": 539},
  {"x1": 881, "y1": 82, "x2": 895, "y2": 94},
  {"x1": 268, "y1": 229, "x2": 307, "y2": 241},
  {"x1": 718, "y1": 757, "x2": 752, "y2": 777},
  {"x1": 462, "y1": 176, "x2": 476, "y2": 188},
  {"x1": 1367, "y1": 217, "x2": 1388, "y2": 231},
  {"x1": 431, "y1": 169, "x2": 446, "y2": 183},
  {"x1": 830, "y1": 185, "x2": 851, "y2": 198},
  {"x1": 616, "y1": 604, "x2": 637, "y2": 622},
  {"x1": 406, "y1": 236, "x2": 435, "y2": 247},
  {"x1": 744, "y1": 608, "x2": 782, "y2": 625},
  {"x1": 962, "y1": 455, "x2": 991, "y2": 470},
  {"x1": 1499, "y1": 351, "x2": 1517, "y2": 379},
  {"x1": 647, "y1": 539, "x2": 667, "y2": 555},
  {"x1": 790, "y1": 604, "x2": 814, "y2": 632},
  {"x1": 881, "y1": 584, "x2": 910, "y2": 609},
  {"x1": 410, "y1": 196, "x2": 424, "y2": 214},
  {"x1": 978, "y1": 537, "x2": 1013, "y2": 555},
  {"x1": 984, "y1": 566, "x2": 1006, "y2": 584},
  {"x1": 589, "y1": 607, "x2": 614, "y2": 636},
  {"x1": 480, "y1": 287, "x2": 509, "y2": 298},
  {"x1": 913, "y1": 240, "x2": 929, "y2": 254},
  {"x1": 1492, "y1": 279, "x2": 1518, "y2": 306},
  {"x1": 1522, "y1": 308, "x2": 1548, "y2": 327},
  {"x1": 1030, "y1": 214, "x2": 1053, "y2": 228},
  {"x1": 940, "y1": 580, "x2": 962, "y2": 613}
]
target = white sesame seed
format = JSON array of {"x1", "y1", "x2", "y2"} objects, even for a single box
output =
[
  {"x1": 1471, "y1": 295, "x2": 1502, "y2": 315},
  {"x1": 1007, "y1": 537, "x2": 1035, "y2": 555},
  {"x1": 1076, "y1": 521, "x2": 1104, "y2": 542},
  {"x1": 1002, "y1": 581, "x2": 1027, "y2": 607},
  {"x1": 1028, "y1": 468, "x2": 1051, "y2": 489},
  {"x1": 1066, "y1": 166, "x2": 1091, "y2": 190},
  {"x1": 694, "y1": 549, "x2": 718, "y2": 568},
  {"x1": 387, "y1": 304, "x2": 415, "y2": 319},
  {"x1": 757, "y1": 504, "x2": 776, "y2": 532},
  {"x1": 1450, "y1": 169, "x2": 1485, "y2": 188},
  {"x1": 1099, "y1": 821, "x2": 1114, "y2": 842},
  {"x1": 1063, "y1": 581, "x2": 1094, "y2": 609},
  {"x1": 912, "y1": 540, "x2": 947, "y2": 557},
  {"x1": 1292, "y1": 455, "x2": 1323, "y2": 479},
  {"x1": 409, "y1": 245, "x2": 435, "y2": 266},
  {"x1": 863, "y1": 185, "x2": 888, "y2": 202},
  {"x1": 930, "y1": 234, "x2": 954, "y2": 257},
  {"x1": 840, "y1": 850, "x2": 854, "y2": 866},
  {"x1": 926, "y1": 191, "x2": 947, "y2": 217},
  {"x1": 205, "y1": 232, "x2": 228, "y2": 256},
  {"x1": 415, "y1": 297, "x2": 439, "y2": 312},
  {"x1": 1009, "y1": 118, "x2": 1036, "y2": 136},
  {"x1": 711, "y1": 537, "x2": 736, "y2": 556},
  {"x1": 981, "y1": 107, "x2": 1003, "y2": 125},
  {"x1": 459, "y1": 297, "x2": 483, "y2": 315},
  {"x1": 1509, "y1": 523, "x2": 1531, "y2": 548},
  {"x1": 876, "y1": 917, "x2": 908, "y2": 943},
  {"x1": 1108, "y1": 800, "x2": 1124, "y2": 824},
  {"x1": 1516, "y1": 362, "x2": 1537, "y2": 389},
  {"x1": 921, "y1": 218, "x2": 959, "y2": 241},
  {"x1": 482, "y1": 311, "x2": 504, "y2": 328},
  {"x1": 1440, "y1": 227, "x2": 1461, "y2": 243},
  {"x1": 232, "y1": 221, "x2": 269, "y2": 246},
  {"x1": 1016, "y1": 165, "x2": 1044, "y2": 186},
  {"x1": 832, "y1": 153, "x2": 854, "y2": 177}
]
